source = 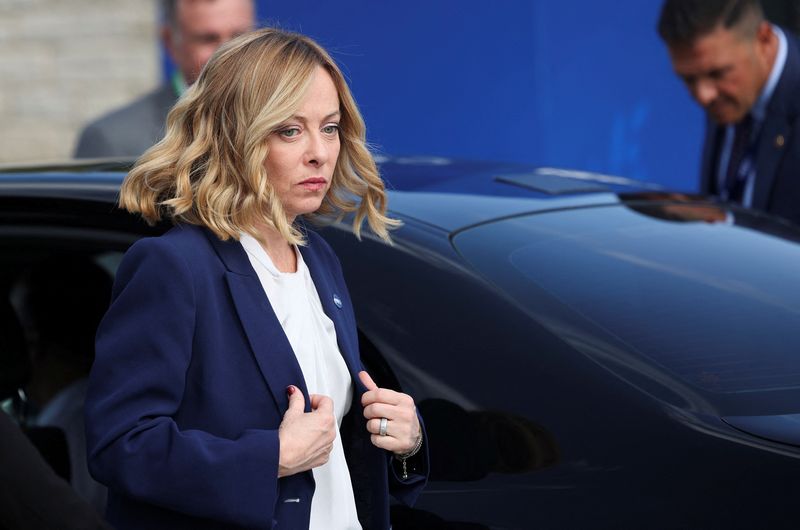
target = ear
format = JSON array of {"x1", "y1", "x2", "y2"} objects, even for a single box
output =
[
  {"x1": 755, "y1": 21, "x2": 773, "y2": 46},
  {"x1": 753, "y1": 21, "x2": 777, "y2": 64}
]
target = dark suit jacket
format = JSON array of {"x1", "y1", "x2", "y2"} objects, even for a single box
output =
[
  {"x1": 85, "y1": 224, "x2": 427, "y2": 529},
  {"x1": 74, "y1": 85, "x2": 176, "y2": 159},
  {"x1": 0, "y1": 412, "x2": 111, "y2": 530},
  {"x1": 700, "y1": 29, "x2": 800, "y2": 226}
]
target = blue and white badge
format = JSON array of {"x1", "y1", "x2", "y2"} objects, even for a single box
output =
[{"x1": 333, "y1": 294, "x2": 343, "y2": 308}]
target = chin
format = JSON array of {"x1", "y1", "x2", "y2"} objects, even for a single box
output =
[
  {"x1": 290, "y1": 200, "x2": 326, "y2": 219},
  {"x1": 708, "y1": 111, "x2": 737, "y2": 125},
  {"x1": 708, "y1": 104, "x2": 746, "y2": 125}
]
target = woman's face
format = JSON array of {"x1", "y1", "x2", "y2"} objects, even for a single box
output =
[{"x1": 265, "y1": 66, "x2": 341, "y2": 221}]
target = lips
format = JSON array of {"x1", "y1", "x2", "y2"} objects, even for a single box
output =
[{"x1": 298, "y1": 177, "x2": 327, "y2": 192}]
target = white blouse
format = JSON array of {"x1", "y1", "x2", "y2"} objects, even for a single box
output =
[{"x1": 240, "y1": 234, "x2": 361, "y2": 530}]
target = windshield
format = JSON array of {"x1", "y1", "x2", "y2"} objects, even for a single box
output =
[{"x1": 454, "y1": 203, "x2": 800, "y2": 395}]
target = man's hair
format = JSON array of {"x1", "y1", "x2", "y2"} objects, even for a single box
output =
[
  {"x1": 121, "y1": 28, "x2": 399, "y2": 246},
  {"x1": 658, "y1": 0, "x2": 765, "y2": 46},
  {"x1": 161, "y1": 0, "x2": 255, "y2": 29}
]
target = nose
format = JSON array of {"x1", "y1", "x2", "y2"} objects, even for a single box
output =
[
  {"x1": 693, "y1": 79, "x2": 718, "y2": 107},
  {"x1": 304, "y1": 131, "x2": 330, "y2": 168}
]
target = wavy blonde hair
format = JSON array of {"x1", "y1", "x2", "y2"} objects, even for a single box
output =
[{"x1": 120, "y1": 28, "x2": 398, "y2": 245}]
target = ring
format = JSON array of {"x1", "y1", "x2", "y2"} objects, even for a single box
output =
[{"x1": 379, "y1": 417, "x2": 388, "y2": 437}]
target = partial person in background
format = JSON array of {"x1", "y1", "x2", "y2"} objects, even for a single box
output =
[
  {"x1": 11, "y1": 257, "x2": 112, "y2": 514},
  {"x1": 74, "y1": 0, "x2": 255, "y2": 158},
  {"x1": 0, "y1": 412, "x2": 112, "y2": 530},
  {"x1": 659, "y1": 0, "x2": 800, "y2": 225},
  {"x1": 1, "y1": 299, "x2": 109, "y2": 529}
]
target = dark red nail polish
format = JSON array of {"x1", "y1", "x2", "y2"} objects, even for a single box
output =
[{"x1": 286, "y1": 385, "x2": 295, "y2": 395}]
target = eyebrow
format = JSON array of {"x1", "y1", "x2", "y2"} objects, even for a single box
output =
[{"x1": 292, "y1": 111, "x2": 341, "y2": 123}]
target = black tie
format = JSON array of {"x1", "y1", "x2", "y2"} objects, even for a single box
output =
[{"x1": 725, "y1": 114, "x2": 754, "y2": 204}]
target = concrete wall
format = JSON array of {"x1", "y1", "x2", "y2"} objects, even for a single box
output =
[{"x1": 0, "y1": 0, "x2": 158, "y2": 163}]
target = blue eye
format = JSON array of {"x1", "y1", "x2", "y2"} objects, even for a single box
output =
[{"x1": 279, "y1": 128, "x2": 300, "y2": 138}]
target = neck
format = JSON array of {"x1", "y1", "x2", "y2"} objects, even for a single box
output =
[
  {"x1": 765, "y1": 28, "x2": 779, "y2": 72},
  {"x1": 255, "y1": 223, "x2": 297, "y2": 273}
]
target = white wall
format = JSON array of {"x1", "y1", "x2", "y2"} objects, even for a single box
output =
[{"x1": 0, "y1": 0, "x2": 159, "y2": 163}]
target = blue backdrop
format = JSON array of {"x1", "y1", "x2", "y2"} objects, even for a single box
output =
[{"x1": 239, "y1": 2, "x2": 702, "y2": 191}]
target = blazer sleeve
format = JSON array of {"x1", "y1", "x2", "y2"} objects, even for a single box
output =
[
  {"x1": 386, "y1": 414, "x2": 429, "y2": 506},
  {"x1": 85, "y1": 236, "x2": 281, "y2": 528}
]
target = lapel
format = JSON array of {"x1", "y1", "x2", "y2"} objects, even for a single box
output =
[
  {"x1": 202, "y1": 229, "x2": 311, "y2": 413},
  {"x1": 754, "y1": 114, "x2": 791, "y2": 209},
  {"x1": 298, "y1": 234, "x2": 366, "y2": 395},
  {"x1": 701, "y1": 120, "x2": 724, "y2": 194},
  {"x1": 753, "y1": 29, "x2": 800, "y2": 209}
]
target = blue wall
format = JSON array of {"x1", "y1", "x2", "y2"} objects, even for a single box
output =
[{"x1": 254, "y1": 1, "x2": 702, "y2": 191}]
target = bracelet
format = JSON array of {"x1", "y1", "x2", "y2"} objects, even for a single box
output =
[{"x1": 394, "y1": 431, "x2": 423, "y2": 480}]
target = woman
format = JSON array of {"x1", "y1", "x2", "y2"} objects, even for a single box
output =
[{"x1": 85, "y1": 29, "x2": 427, "y2": 530}]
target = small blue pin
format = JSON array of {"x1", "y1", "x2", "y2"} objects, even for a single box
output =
[{"x1": 333, "y1": 294, "x2": 343, "y2": 308}]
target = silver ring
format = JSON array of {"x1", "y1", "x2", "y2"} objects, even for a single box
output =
[{"x1": 379, "y1": 417, "x2": 388, "y2": 437}]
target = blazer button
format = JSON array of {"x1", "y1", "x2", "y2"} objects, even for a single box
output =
[{"x1": 333, "y1": 294, "x2": 343, "y2": 308}]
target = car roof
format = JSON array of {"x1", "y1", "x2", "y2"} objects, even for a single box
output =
[
  {"x1": 0, "y1": 157, "x2": 665, "y2": 232},
  {"x1": 0, "y1": 159, "x2": 131, "y2": 203},
  {"x1": 379, "y1": 157, "x2": 662, "y2": 232}
]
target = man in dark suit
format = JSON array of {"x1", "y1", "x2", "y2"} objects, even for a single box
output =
[
  {"x1": 74, "y1": 0, "x2": 255, "y2": 158},
  {"x1": 659, "y1": 0, "x2": 800, "y2": 225}
]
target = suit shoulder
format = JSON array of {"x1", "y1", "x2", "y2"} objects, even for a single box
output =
[
  {"x1": 127, "y1": 225, "x2": 212, "y2": 263},
  {"x1": 82, "y1": 85, "x2": 174, "y2": 132},
  {"x1": 159, "y1": 224, "x2": 216, "y2": 254},
  {"x1": 74, "y1": 85, "x2": 176, "y2": 158},
  {"x1": 116, "y1": 227, "x2": 223, "y2": 299}
]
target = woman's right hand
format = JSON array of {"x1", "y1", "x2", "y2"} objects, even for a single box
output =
[{"x1": 277, "y1": 386, "x2": 336, "y2": 478}]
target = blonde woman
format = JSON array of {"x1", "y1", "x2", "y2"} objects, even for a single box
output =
[{"x1": 85, "y1": 29, "x2": 427, "y2": 530}]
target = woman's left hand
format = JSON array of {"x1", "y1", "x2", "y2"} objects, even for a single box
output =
[{"x1": 359, "y1": 371, "x2": 421, "y2": 455}]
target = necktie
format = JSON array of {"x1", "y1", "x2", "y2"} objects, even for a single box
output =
[{"x1": 725, "y1": 114, "x2": 754, "y2": 204}]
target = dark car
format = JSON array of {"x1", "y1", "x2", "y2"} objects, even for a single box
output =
[{"x1": 2, "y1": 158, "x2": 800, "y2": 529}]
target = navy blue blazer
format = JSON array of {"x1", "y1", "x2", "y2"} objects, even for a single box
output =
[
  {"x1": 700, "y1": 28, "x2": 800, "y2": 226},
  {"x1": 85, "y1": 224, "x2": 427, "y2": 529}
]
